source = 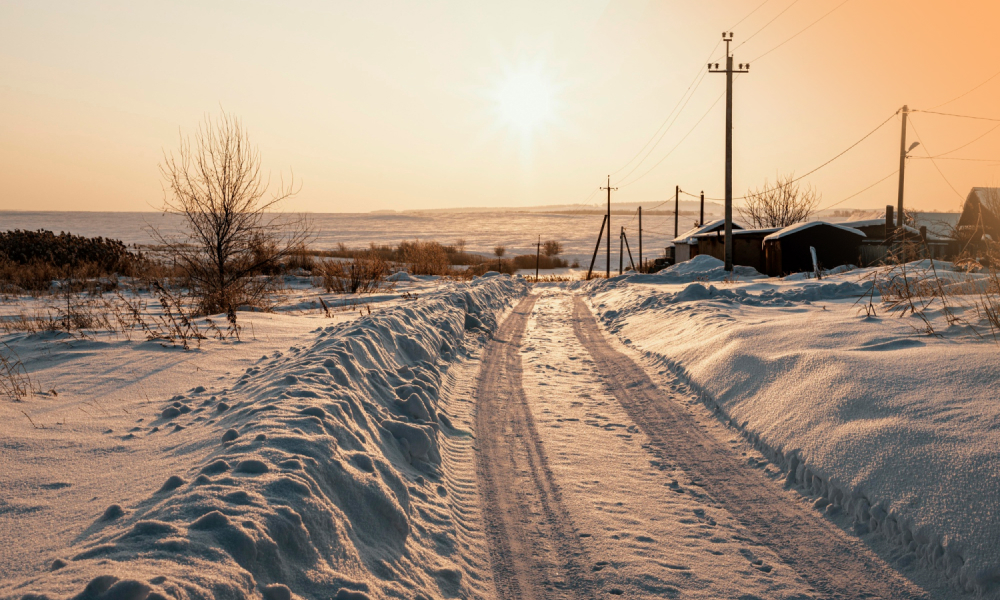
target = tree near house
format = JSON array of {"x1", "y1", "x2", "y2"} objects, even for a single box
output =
[{"x1": 738, "y1": 174, "x2": 821, "y2": 229}]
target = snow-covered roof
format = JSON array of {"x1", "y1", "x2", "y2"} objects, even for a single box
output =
[
  {"x1": 839, "y1": 219, "x2": 949, "y2": 241},
  {"x1": 762, "y1": 221, "x2": 866, "y2": 242},
  {"x1": 692, "y1": 227, "x2": 781, "y2": 238},
  {"x1": 672, "y1": 219, "x2": 743, "y2": 245}
]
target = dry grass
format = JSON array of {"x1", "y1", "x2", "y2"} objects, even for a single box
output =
[
  {"x1": 317, "y1": 254, "x2": 393, "y2": 294},
  {"x1": 0, "y1": 341, "x2": 36, "y2": 401},
  {"x1": 865, "y1": 242, "x2": 1000, "y2": 341}
]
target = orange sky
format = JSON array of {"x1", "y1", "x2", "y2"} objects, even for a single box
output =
[{"x1": 1, "y1": 0, "x2": 998, "y2": 214}]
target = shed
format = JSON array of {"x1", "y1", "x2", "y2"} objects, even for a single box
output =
[
  {"x1": 762, "y1": 222, "x2": 865, "y2": 276},
  {"x1": 671, "y1": 219, "x2": 743, "y2": 263},
  {"x1": 957, "y1": 187, "x2": 1000, "y2": 242},
  {"x1": 692, "y1": 227, "x2": 780, "y2": 273}
]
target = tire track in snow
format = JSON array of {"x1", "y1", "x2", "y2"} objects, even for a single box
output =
[
  {"x1": 474, "y1": 295, "x2": 596, "y2": 600},
  {"x1": 571, "y1": 295, "x2": 929, "y2": 600}
]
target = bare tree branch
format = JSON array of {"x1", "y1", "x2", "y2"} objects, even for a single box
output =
[
  {"x1": 738, "y1": 174, "x2": 821, "y2": 229},
  {"x1": 151, "y1": 111, "x2": 311, "y2": 315}
]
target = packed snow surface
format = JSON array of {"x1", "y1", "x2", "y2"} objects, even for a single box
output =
[
  {"x1": 1, "y1": 276, "x2": 527, "y2": 600},
  {"x1": 582, "y1": 261, "x2": 1000, "y2": 595}
]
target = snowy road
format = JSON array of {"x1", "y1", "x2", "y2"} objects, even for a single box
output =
[{"x1": 474, "y1": 290, "x2": 931, "y2": 599}]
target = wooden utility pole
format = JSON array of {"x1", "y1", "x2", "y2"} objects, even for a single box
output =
[
  {"x1": 586, "y1": 215, "x2": 608, "y2": 280},
  {"x1": 709, "y1": 32, "x2": 749, "y2": 272},
  {"x1": 638, "y1": 206, "x2": 643, "y2": 273},
  {"x1": 623, "y1": 230, "x2": 636, "y2": 271},
  {"x1": 674, "y1": 185, "x2": 679, "y2": 238},
  {"x1": 619, "y1": 227, "x2": 624, "y2": 275},
  {"x1": 535, "y1": 235, "x2": 540, "y2": 281},
  {"x1": 896, "y1": 105, "x2": 909, "y2": 229},
  {"x1": 600, "y1": 176, "x2": 618, "y2": 278},
  {"x1": 700, "y1": 191, "x2": 705, "y2": 226}
]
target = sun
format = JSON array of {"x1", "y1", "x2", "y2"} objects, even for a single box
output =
[{"x1": 489, "y1": 60, "x2": 559, "y2": 145}]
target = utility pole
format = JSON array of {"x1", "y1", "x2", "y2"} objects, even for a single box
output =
[
  {"x1": 535, "y1": 235, "x2": 540, "y2": 282},
  {"x1": 619, "y1": 226, "x2": 624, "y2": 275},
  {"x1": 896, "y1": 105, "x2": 909, "y2": 229},
  {"x1": 600, "y1": 176, "x2": 617, "y2": 278},
  {"x1": 674, "y1": 185, "x2": 679, "y2": 238},
  {"x1": 709, "y1": 32, "x2": 749, "y2": 272},
  {"x1": 638, "y1": 206, "x2": 643, "y2": 273},
  {"x1": 700, "y1": 191, "x2": 705, "y2": 226}
]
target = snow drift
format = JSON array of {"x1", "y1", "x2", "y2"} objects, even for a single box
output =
[
  {"x1": 584, "y1": 264, "x2": 1000, "y2": 596},
  {"x1": 3, "y1": 276, "x2": 527, "y2": 600}
]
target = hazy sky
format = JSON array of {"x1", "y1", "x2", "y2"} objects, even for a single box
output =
[{"x1": 1, "y1": 1, "x2": 999, "y2": 214}]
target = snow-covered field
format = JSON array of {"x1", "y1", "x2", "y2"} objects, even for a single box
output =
[
  {"x1": 1, "y1": 274, "x2": 527, "y2": 600},
  {"x1": 580, "y1": 255, "x2": 1000, "y2": 595}
]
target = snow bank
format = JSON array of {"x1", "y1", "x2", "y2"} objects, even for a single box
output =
[
  {"x1": 585, "y1": 269, "x2": 1000, "y2": 596},
  {"x1": 4, "y1": 276, "x2": 526, "y2": 600}
]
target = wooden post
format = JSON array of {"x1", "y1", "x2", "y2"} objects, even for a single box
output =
[
  {"x1": 674, "y1": 185, "x2": 679, "y2": 238},
  {"x1": 638, "y1": 206, "x2": 643, "y2": 274},
  {"x1": 619, "y1": 227, "x2": 624, "y2": 275},
  {"x1": 700, "y1": 191, "x2": 704, "y2": 226},
  {"x1": 623, "y1": 230, "x2": 636, "y2": 271},
  {"x1": 586, "y1": 215, "x2": 608, "y2": 280},
  {"x1": 535, "y1": 235, "x2": 540, "y2": 282}
]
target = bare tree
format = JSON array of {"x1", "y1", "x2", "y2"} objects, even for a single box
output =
[
  {"x1": 737, "y1": 174, "x2": 821, "y2": 229},
  {"x1": 542, "y1": 240, "x2": 562, "y2": 257},
  {"x1": 455, "y1": 239, "x2": 467, "y2": 254},
  {"x1": 493, "y1": 245, "x2": 506, "y2": 272},
  {"x1": 155, "y1": 111, "x2": 309, "y2": 315}
]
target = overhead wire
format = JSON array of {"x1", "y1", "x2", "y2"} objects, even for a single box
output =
[
  {"x1": 910, "y1": 157, "x2": 1000, "y2": 163},
  {"x1": 610, "y1": 41, "x2": 721, "y2": 177},
  {"x1": 609, "y1": 0, "x2": 787, "y2": 182},
  {"x1": 911, "y1": 110, "x2": 1000, "y2": 123},
  {"x1": 681, "y1": 110, "x2": 899, "y2": 201},
  {"x1": 925, "y1": 122, "x2": 1000, "y2": 158},
  {"x1": 728, "y1": 0, "x2": 774, "y2": 30},
  {"x1": 733, "y1": 0, "x2": 803, "y2": 51},
  {"x1": 617, "y1": 90, "x2": 727, "y2": 188},
  {"x1": 748, "y1": 0, "x2": 852, "y2": 63},
  {"x1": 908, "y1": 117, "x2": 964, "y2": 199},
  {"x1": 816, "y1": 169, "x2": 898, "y2": 212},
  {"x1": 927, "y1": 67, "x2": 1000, "y2": 110},
  {"x1": 613, "y1": 68, "x2": 712, "y2": 184}
]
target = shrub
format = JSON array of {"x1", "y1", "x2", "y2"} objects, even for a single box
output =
[
  {"x1": 399, "y1": 240, "x2": 452, "y2": 276},
  {"x1": 318, "y1": 254, "x2": 391, "y2": 294}
]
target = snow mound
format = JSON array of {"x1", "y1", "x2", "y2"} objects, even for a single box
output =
[
  {"x1": 654, "y1": 255, "x2": 763, "y2": 283},
  {"x1": 386, "y1": 271, "x2": 414, "y2": 282},
  {"x1": 7, "y1": 277, "x2": 527, "y2": 600},
  {"x1": 588, "y1": 272, "x2": 1000, "y2": 596}
]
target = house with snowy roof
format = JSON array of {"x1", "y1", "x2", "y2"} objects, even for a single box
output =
[
  {"x1": 671, "y1": 219, "x2": 742, "y2": 263},
  {"x1": 956, "y1": 187, "x2": 1000, "y2": 244},
  {"x1": 762, "y1": 222, "x2": 866, "y2": 276}
]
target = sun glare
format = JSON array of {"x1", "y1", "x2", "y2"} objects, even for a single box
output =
[{"x1": 490, "y1": 61, "x2": 559, "y2": 144}]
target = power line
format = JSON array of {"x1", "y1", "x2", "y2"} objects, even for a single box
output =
[
  {"x1": 618, "y1": 89, "x2": 726, "y2": 188},
  {"x1": 748, "y1": 0, "x2": 852, "y2": 63},
  {"x1": 614, "y1": 69, "x2": 711, "y2": 183},
  {"x1": 611, "y1": 41, "x2": 720, "y2": 177},
  {"x1": 910, "y1": 157, "x2": 1000, "y2": 163},
  {"x1": 780, "y1": 111, "x2": 899, "y2": 186},
  {"x1": 929, "y1": 122, "x2": 1000, "y2": 158},
  {"x1": 816, "y1": 169, "x2": 898, "y2": 212},
  {"x1": 911, "y1": 110, "x2": 1000, "y2": 123},
  {"x1": 729, "y1": 0, "x2": 774, "y2": 30},
  {"x1": 681, "y1": 110, "x2": 898, "y2": 202},
  {"x1": 734, "y1": 0, "x2": 804, "y2": 51},
  {"x1": 927, "y1": 67, "x2": 1000, "y2": 110},
  {"x1": 908, "y1": 117, "x2": 964, "y2": 199}
]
